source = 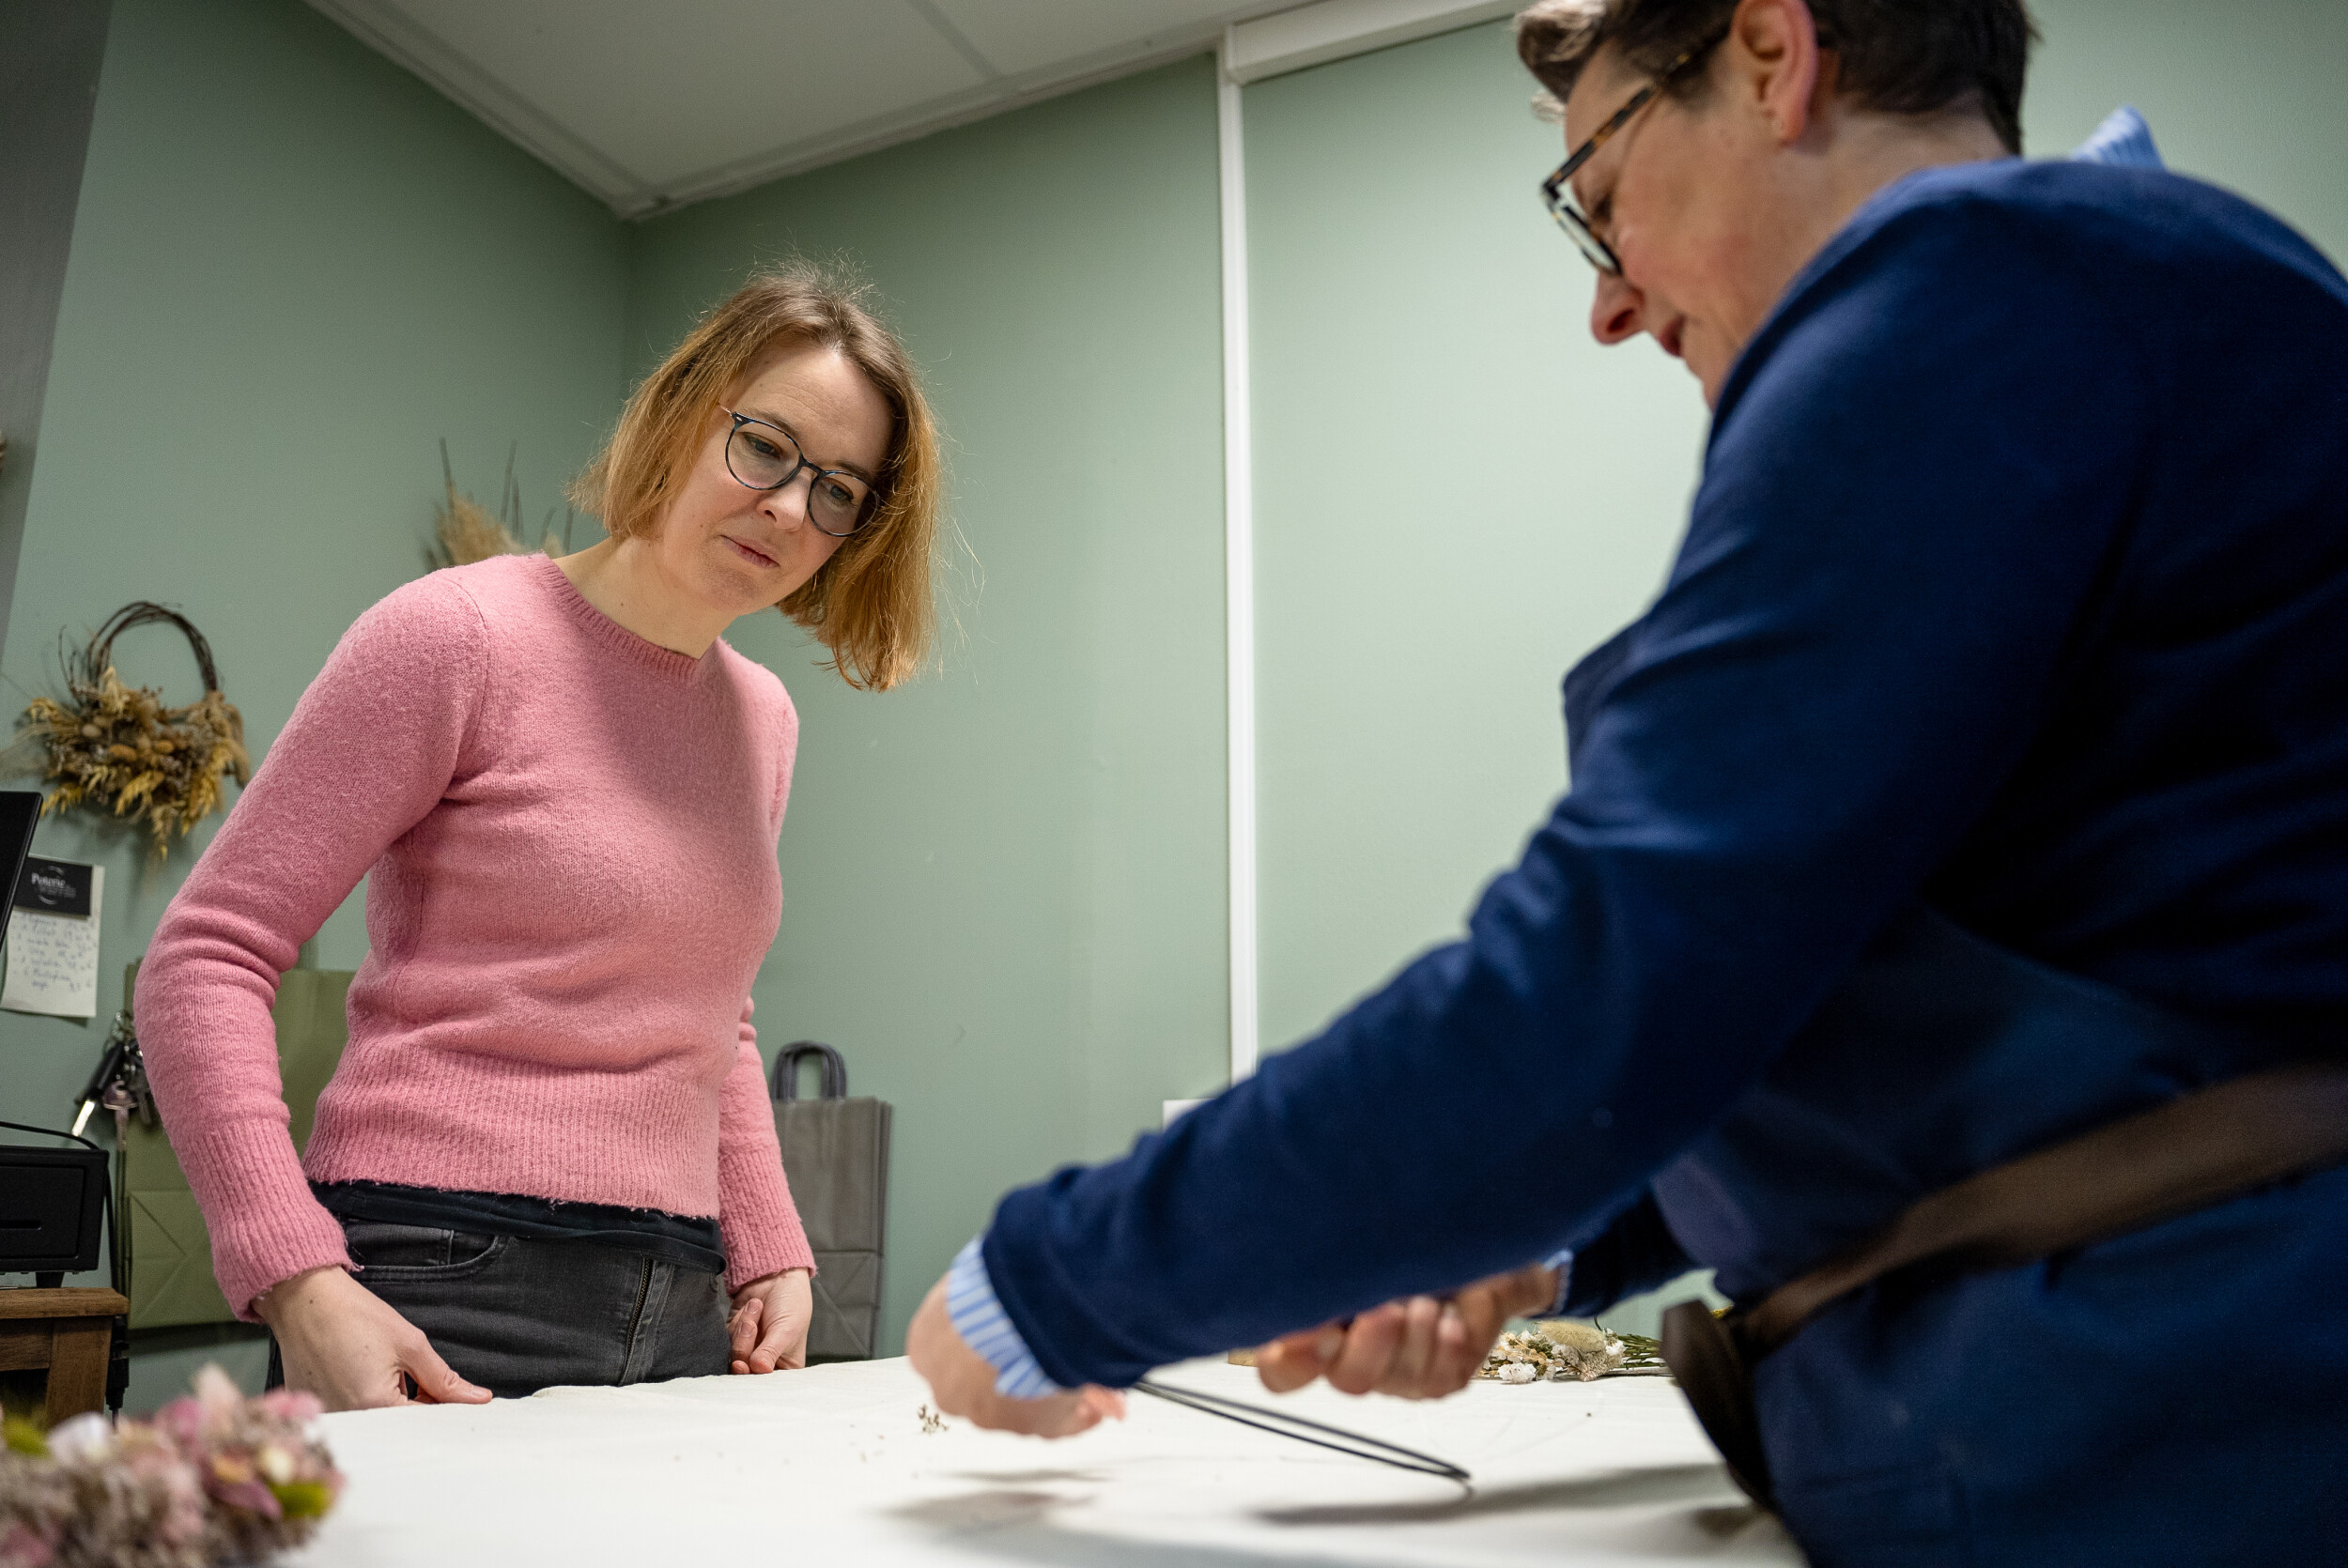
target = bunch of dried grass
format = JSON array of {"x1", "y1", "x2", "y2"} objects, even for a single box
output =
[
  {"x1": 1477, "y1": 1321, "x2": 1639, "y2": 1383},
  {"x1": 431, "y1": 440, "x2": 574, "y2": 567},
  {"x1": 16, "y1": 603, "x2": 251, "y2": 855}
]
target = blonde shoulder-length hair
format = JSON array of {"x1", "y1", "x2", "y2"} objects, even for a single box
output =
[{"x1": 573, "y1": 263, "x2": 941, "y2": 691}]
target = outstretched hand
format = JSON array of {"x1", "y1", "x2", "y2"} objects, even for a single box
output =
[
  {"x1": 906, "y1": 1276, "x2": 1127, "y2": 1437},
  {"x1": 1254, "y1": 1261, "x2": 1562, "y2": 1401}
]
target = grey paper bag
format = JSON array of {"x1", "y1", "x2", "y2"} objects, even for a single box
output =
[{"x1": 771, "y1": 1042, "x2": 892, "y2": 1361}]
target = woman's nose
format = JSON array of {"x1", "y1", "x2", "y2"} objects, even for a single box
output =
[
  {"x1": 760, "y1": 469, "x2": 814, "y2": 530},
  {"x1": 1589, "y1": 269, "x2": 1645, "y2": 346}
]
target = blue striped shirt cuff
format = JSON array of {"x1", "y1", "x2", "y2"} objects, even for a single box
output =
[
  {"x1": 946, "y1": 1237, "x2": 1066, "y2": 1399},
  {"x1": 1543, "y1": 1249, "x2": 1575, "y2": 1314}
]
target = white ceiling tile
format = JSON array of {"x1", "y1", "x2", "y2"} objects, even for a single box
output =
[{"x1": 376, "y1": 0, "x2": 990, "y2": 192}]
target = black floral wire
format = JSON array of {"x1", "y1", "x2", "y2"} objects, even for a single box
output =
[{"x1": 1133, "y1": 1377, "x2": 1471, "y2": 1483}]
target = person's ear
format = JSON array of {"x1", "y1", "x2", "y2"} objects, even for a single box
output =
[{"x1": 1724, "y1": 0, "x2": 1825, "y2": 146}]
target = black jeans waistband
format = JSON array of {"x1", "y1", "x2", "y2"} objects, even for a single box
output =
[{"x1": 313, "y1": 1179, "x2": 726, "y2": 1276}]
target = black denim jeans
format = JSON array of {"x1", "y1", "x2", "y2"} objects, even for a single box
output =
[{"x1": 269, "y1": 1218, "x2": 731, "y2": 1398}]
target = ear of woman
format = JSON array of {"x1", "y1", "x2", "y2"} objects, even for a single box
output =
[{"x1": 1724, "y1": 0, "x2": 1826, "y2": 148}]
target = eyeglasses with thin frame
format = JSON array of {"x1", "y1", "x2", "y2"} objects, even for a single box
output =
[
  {"x1": 1538, "y1": 24, "x2": 1731, "y2": 275},
  {"x1": 721, "y1": 409, "x2": 878, "y2": 537}
]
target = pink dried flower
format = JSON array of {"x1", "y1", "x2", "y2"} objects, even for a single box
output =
[
  {"x1": 147, "y1": 1398, "x2": 204, "y2": 1452},
  {"x1": 202, "y1": 1454, "x2": 280, "y2": 1522},
  {"x1": 1, "y1": 1516, "x2": 60, "y2": 1567},
  {"x1": 255, "y1": 1391, "x2": 320, "y2": 1424},
  {"x1": 191, "y1": 1369, "x2": 240, "y2": 1429}
]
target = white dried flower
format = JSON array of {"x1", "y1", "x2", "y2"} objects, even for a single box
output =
[
  {"x1": 41, "y1": 1415, "x2": 114, "y2": 1464},
  {"x1": 1478, "y1": 1320, "x2": 1631, "y2": 1383},
  {"x1": 1538, "y1": 1320, "x2": 1628, "y2": 1381}
]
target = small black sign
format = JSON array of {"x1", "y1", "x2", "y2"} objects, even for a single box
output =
[{"x1": 14, "y1": 857, "x2": 93, "y2": 917}]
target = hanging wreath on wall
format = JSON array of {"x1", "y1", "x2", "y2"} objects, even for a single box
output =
[{"x1": 17, "y1": 602, "x2": 251, "y2": 854}]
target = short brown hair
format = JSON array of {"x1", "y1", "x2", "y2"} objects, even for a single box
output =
[
  {"x1": 1516, "y1": 0, "x2": 2037, "y2": 155},
  {"x1": 573, "y1": 262, "x2": 942, "y2": 691}
]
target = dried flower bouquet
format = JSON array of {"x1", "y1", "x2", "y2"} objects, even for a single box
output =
[
  {"x1": 1477, "y1": 1320, "x2": 1667, "y2": 1383},
  {"x1": 432, "y1": 441, "x2": 574, "y2": 568},
  {"x1": 1, "y1": 1365, "x2": 343, "y2": 1568}
]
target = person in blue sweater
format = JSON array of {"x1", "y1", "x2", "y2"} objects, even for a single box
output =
[{"x1": 909, "y1": 0, "x2": 2348, "y2": 1560}]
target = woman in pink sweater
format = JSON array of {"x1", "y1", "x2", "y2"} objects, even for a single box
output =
[{"x1": 136, "y1": 266, "x2": 940, "y2": 1408}]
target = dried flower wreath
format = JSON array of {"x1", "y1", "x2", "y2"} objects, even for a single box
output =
[{"x1": 17, "y1": 603, "x2": 251, "y2": 854}]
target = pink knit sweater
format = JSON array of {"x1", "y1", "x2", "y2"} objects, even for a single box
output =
[{"x1": 136, "y1": 554, "x2": 814, "y2": 1319}]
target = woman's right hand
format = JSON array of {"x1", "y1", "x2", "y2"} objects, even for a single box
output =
[{"x1": 255, "y1": 1266, "x2": 494, "y2": 1411}]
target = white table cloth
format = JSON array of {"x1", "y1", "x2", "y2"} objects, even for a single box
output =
[{"x1": 286, "y1": 1358, "x2": 1802, "y2": 1566}]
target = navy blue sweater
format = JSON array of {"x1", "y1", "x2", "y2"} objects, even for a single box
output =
[{"x1": 985, "y1": 161, "x2": 2348, "y2": 1412}]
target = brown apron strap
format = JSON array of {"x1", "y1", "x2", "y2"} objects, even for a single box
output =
[
  {"x1": 1661, "y1": 1061, "x2": 2348, "y2": 1512},
  {"x1": 1738, "y1": 1062, "x2": 2348, "y2": 1356},
  {"x1": 1661, "y1": 1302, "x2": 1774, "y2": 1508}
]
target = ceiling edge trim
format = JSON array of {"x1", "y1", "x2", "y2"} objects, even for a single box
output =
[
  {"x1": 627, "y1": 3, "x2": 1300, "y2": 221},
  {"x1": 305, "y1": 0, "x2": 657, "y2": 210},
  {"x1": 310, "y1": 0, "x2": 1481, "y2": 223}
]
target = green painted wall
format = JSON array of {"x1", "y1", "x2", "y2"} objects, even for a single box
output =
[
  {"x1": 1245, "y1": 19, "x2": 1701, "y2": 1061},
  {"x1": 626, "y1": 57, "x2": 1230, "y2": 1359},
  {"x1": 2025, "y1": 0, "x2": 2348, "y2": 263},
  {"x1": 0, "y1": 0, "x2": 626, "y2": 1407}
]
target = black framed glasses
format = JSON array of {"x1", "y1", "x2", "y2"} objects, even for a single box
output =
[
  {"x1": 722, "y1": 410, "x2": 877, "y2": 537},
  {"x1": 1538, "y1": 24, "x2": 1730, "y2": 274}
]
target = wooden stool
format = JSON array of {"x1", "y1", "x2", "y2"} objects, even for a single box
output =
[{"x1": 0, "y1": 1287, "x2": 128, "y2": 1424}]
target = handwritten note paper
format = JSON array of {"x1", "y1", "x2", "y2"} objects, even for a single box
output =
[{"x1": 4, "y1": 863, "x2": 104, "y2": 1018}]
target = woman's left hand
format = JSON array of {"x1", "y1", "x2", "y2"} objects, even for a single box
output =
[{"x1": 728, "y1": 1268, "x2": 814, "y2": 1374}]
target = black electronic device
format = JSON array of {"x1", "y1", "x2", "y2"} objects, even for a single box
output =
[
  {"x1": 0, "y1": 791, "x2": 39, "y2": 917},
  {"x1": 0, "y1": 1144, "x2": 108, "y2": 1288},
  {"x1": 1, "y1": 790, "x2": 108, "y2": 1285},
  {"x1": 0, "y1": 788, "x2": 129, "y2": 1408}
]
